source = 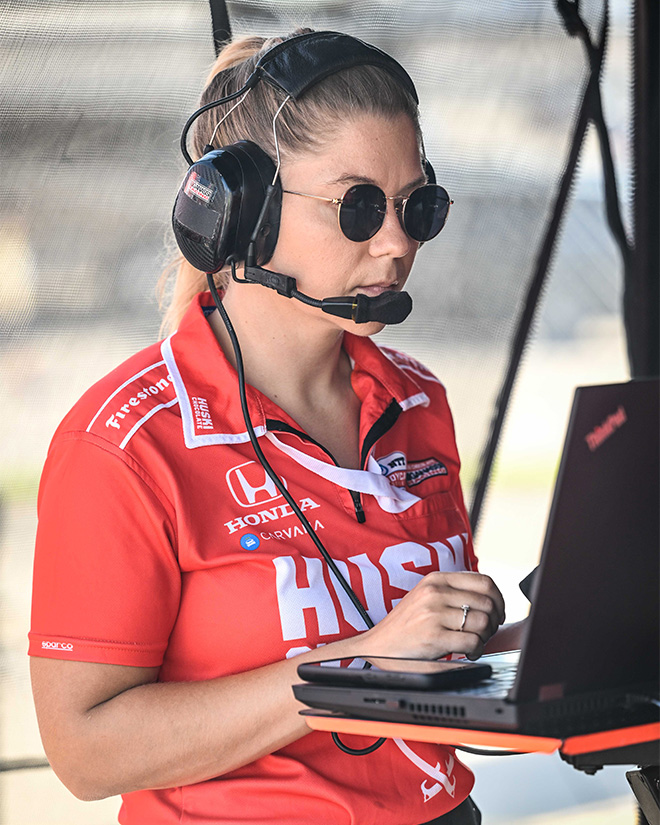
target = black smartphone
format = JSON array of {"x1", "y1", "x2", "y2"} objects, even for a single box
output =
[{"x1": 297, "y1": 656, "x2": 492, "y2": 691}]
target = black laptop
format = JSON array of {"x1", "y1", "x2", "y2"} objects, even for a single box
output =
[{"x1": 294, "y1": 378, "x2": 660, "y2": 737}]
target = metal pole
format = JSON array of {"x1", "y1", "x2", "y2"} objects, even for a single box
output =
[{"x1": 626, "y1": 0, "x2": 659, "y2": 378}]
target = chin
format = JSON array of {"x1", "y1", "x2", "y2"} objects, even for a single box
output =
[{"x1": 348, "y1": 320, "x2": 387, "y2": 337}]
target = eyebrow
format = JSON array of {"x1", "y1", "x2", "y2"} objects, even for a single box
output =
[{"x1": 325, "y1": 172, "x2": 429, "y2": 195}]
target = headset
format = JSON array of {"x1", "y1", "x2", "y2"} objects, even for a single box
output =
[
  {"x1": 172, "y1": 30, "x2": 444, "y2": 325},
  {"x1": 172, "y1": 30, "x2": 436, "y2": 755}
]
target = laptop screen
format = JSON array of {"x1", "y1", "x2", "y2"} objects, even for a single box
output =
[{"x1": 513, "y1": 378, "x2": 659, "y2": 702}]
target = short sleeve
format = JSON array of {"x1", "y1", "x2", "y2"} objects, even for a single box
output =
[{"x1": 29, "y1": 433, "x2": 180, "y2": 667}]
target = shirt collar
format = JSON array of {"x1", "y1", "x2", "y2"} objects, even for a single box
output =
[{"x1": 162, "y1": 292, "x2": 429, "y2": 450}]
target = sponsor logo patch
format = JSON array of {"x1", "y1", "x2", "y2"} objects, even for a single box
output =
[
  {"x1": 224, "y1": 498, "x2": 320, "y2": 534},
  {"x1": 192, "y1": 396, "x2": 213, "y2": 431},
  {"x1": 104, "y1": 373, "x2": 174, "y2": 431},
  {"x1": 376, "y1": 451, "x2": 408, "y2": 486},
  {"x1": 226, "y1": 461, "x2": 285, "y2": 508},
  {"x1": 184, "y1": 171, "x2": 214, "y2": 204},
  {"x1": 240, "y1": 533, "x2": 260, "y2": 551},
  {"x1": 376, "y1": 451, "x2": 448, "y2": 488},
  {"x1": 406, "y1": 457, "x2": 448, "y2": 487}
]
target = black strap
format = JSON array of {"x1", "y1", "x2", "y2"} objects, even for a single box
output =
[
  {"x1": 208, "y1": 0, "x2": 231, "y2": 57},
  {"x1": 470, "y1": 0, "x2": 617, "y2": 531}
]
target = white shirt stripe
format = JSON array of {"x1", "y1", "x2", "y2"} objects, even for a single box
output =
[
  {"x1": 86, "y1": 360, "x2": 166, "y2": 432},
  {"x1": 265, "y1": 432, "x2": 420, "y2": 513},
  {"x1": 119, "y1": 397, "x2": 180, "y2": 450}
]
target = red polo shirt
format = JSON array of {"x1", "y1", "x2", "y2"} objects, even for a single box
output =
[{"x1": 30, "y1": 293, "x2": 478, "y2": 824}]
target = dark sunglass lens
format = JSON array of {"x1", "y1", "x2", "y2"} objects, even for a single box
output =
[
  {"x1": 339, "y1": 184, "x2": 386, "y2": 242},
  {"x1": 403, "y1": 185, "x2": 451, "y2": 242}
]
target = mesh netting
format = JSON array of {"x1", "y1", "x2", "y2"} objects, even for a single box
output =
[{"x1": 0, "y1": 1, "x2": 631, "y2": 821}]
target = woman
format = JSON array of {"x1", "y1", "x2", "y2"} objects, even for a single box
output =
[{"x1": 30, "y1": 28, "x2": 522, "y2": 825}]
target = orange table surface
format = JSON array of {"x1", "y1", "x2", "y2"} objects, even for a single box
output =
[{"x1": 302, "y1": 711, "x2": 660, "y2": 756}]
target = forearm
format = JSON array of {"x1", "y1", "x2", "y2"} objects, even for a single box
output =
[{"x1": 43, "y1": 637, "x2": 361, "y2": 801}]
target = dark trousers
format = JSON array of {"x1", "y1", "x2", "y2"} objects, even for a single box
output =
[{"x1": 419, "y1": 796, "x2": 482, "y2": 825}]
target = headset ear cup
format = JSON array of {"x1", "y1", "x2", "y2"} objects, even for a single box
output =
[
  {"x1": 227, "y1": 141, "x2": 282, "y2": 266},
  {"x1": 424, "y1": 157, "x2": 437, "y2": 185},
  {"x1": 172, "y1": 141, "x2": 281, "y2": 273}
]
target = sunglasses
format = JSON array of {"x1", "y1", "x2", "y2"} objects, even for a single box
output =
[{"x1": 282, "y1": 183, "x2": 453, "y2": 243}]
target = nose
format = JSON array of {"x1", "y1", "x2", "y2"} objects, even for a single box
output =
[{"x1": 369, "y1": 199, "x2": 414, "y2": 259}]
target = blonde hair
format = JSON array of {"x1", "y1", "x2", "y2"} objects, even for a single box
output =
[{"x1": 158, "y1": 29, "x2": 421, "y2": 336}]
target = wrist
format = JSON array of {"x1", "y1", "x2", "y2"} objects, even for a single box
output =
[{"x1": 293, "y1": 632, "x2": 369, "y2": 664}]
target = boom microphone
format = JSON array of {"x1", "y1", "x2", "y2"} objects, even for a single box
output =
[
  {"x1": 239, "y1": 259, "x2": 413, "y2": 325},
  {"x1": 319, "y1": 291, "x2": 412, "y2": 324}
]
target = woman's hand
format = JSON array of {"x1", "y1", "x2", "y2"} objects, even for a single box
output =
[{"x1": 354, "y1": 571, "x2": 506, "y2": 661}]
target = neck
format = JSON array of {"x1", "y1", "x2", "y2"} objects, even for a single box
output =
[{"x1": 208, "y1": 281, "x2": 352, "y2": 412}]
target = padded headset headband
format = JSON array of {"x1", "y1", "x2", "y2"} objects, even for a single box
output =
[
  {"x1": 251, "y1": 31, "x2": 419, "y2": 103},
  {"x1": 180, "y1": 31, "x2": 419, "y2": 165}
]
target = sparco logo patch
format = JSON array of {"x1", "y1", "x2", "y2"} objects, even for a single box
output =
[
  {"x1": 42, "y1": 641, "x2": 74, "y2": 651},
  {"x1": 376, "y1": 452, "x2": 447, "y2": 488}
]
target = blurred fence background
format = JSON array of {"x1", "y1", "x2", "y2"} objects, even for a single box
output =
[{"x1": 0, "y1": 0, "x2": 638, "y2": 821}]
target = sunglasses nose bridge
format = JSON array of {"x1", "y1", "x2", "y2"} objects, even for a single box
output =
[
  {"x1": 382, "y1": 194, "x2": 410, "y2": 238},
  {"x1": 370, "y1": 195, "x2": 415, "y2": 253}
]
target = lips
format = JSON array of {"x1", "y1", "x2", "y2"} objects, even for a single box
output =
[{"x1": 354, "y1": 281, "x2": 399, "y2": 297}]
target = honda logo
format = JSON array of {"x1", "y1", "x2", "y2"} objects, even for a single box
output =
[{"x1": 226, "y1": 461, "x2": 286, "y2": 507}]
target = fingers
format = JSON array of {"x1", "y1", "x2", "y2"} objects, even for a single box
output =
[
  {"x1": 452, "y1": 602, "x2": 496, "y2": 645},
  {"x1": 443, "y1": 630, "x2": 486, "y2": 661},
  {"x1": 358, "y1": 570, "x2": 507, "y2": 662},
  {"x1": 410, "y1": 572, "x2": 505, "y2": 656},
  {"x1": 438, "y1": 571, "x2": 506, "y2": 626}
]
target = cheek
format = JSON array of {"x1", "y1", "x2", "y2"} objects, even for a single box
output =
[
  {"x1": 271, "y1": 201, "x2": 363, "y2": 275},
  {"x1": 405, "y1": 247, "x2": 418, "y2": 273},
  {"x1": 271, "y1": 201, "x2": 330, "y2": 267}
]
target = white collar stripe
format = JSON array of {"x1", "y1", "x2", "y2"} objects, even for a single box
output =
[
  {"x1": 400, "y1": 391, "x2": 430, "y2": 411},
  {"x1": 184, "y1": 427, "x2": 267, "y2": 448},
  {"x1": 161, "y1": 334, "x2": 267, "y2": 449}
]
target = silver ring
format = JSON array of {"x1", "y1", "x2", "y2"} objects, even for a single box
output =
[{"x1": 459, "y1": 604, "x2": 471, "y2": 631}]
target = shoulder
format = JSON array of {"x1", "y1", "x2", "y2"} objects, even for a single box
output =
[
  {"x1": 376, "y1": 345, "x2": 446, "y2": 394},
  {"x1": 52, "y1": 338, "x2": 179, "y2": 454}
]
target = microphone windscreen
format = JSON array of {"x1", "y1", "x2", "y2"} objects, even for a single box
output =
[{"x1": 357, "y1": 291, "x2": 412, "y2": 324}]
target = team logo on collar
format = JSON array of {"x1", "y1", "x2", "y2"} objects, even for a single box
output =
[
  {"x1": 376, "y1": 451, "x2": 448, "y2": 488},
  {"x1": 226, "y1": 461, "x2": 286, "y2": 507}
]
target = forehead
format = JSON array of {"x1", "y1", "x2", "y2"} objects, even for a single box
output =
[{"x1": 283, "y1": 112, "x2": 423, "y2": 190}]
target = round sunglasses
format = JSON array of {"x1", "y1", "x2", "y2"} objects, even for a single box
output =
[{"x1": 282, "y1": 183, "x2": 453, "y2": 243}]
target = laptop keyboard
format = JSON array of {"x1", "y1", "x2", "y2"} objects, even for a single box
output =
[
  {"x1": 451, "y1": 659, "x2": 518, "y2": 699},
  {"x1": 476, "y1": 662, "x2": 518, "y2": 697}
]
